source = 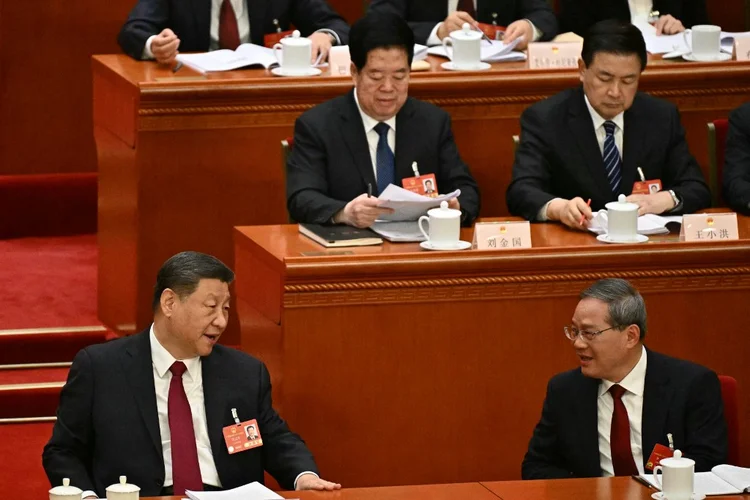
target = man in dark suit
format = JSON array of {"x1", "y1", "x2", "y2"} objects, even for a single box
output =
[
  {"x1": 506, "y1": 20, "x2": 710, "y2": 229},
  {"x1": 723, "y1": 102, "x2": 750, "y2": 215},
  {"x1": 367, "y1": 0, "x2": 557, "y2": 48},
  {"x1": 522, "y1": 279, "x2": 727, "y2": 479},
  {"x1": 118, "y1": 0, "x2": 350, "y2": 64},
  {"x1": 287, "y1": 12, "x2": 480, "y2": 228},
  {"x1": 560, "y1": 0, "x2": 708, "y2": 37},
  {"x1": 43, "y1": 252, "x2": 340, "y2": 498}
]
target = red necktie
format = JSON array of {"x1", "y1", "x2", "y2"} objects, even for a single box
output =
[
  {"x1": 457, "y1": 0, "x2": 476, "y2": 18},
  {"x1": 169, "y1": 361, "x2": 203, "y2": 495},
  {"x1": 219, "y1": 0, "x2": 241, "y2": 50},
  {"x1": 609, "y1": 384, "x2": 639, "y2": 476}
]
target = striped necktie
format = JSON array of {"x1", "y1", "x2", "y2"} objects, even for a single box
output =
[
  {"x1": 374, "y1": 122, "x2": 395, "y2": 195},
  {"x1": 603, "y1": 121, "x2": 622, "y2": 194}
]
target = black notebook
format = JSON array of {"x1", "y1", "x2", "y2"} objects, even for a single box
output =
[{"x1": 298, "y1": 223, "x2": 383, "y2": 248}]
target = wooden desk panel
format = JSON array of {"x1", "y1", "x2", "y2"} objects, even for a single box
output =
[
  {"x1": 95, "y1": 54, "x2": 750, "y2": 344},
  {"x1": 234, "y1": 219, "x2": 750, "y2": 487}
]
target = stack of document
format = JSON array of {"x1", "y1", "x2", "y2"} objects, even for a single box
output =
[
  {"x1": 186, "y1": 481, "x2": 283, "y2": 499},
  {"x1": 634, "y1": 21, "x2": 750, "y2": 55},
  {"x1": 639, "y1": 464, "x2": 750, "y2": 495},
  {"x1": 720, "y1": 31, "x2": 750, "y2": 53},
  {"x1": 588, "y1": 211, "x2": 682, "y2": 236},
  {"x1": 371, "y1": 221, "x2": 425, "y2": 242},
  {"x1": 427, "y1": 37, "x2": 526, "y2": 62},
  {"x1": 176, "y1": 44, "x2": 279, "y2": 72},
  {"x1": 376, "y1": 184, "x2": 460, "y2": 222}
]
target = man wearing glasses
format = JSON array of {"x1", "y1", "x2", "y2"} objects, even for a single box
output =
[{"x1": 522, "y1": 278, "x2": 727, "y2": 479}]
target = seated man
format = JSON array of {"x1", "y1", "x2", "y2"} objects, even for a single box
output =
[
  {"x1": 723, "y1": 102, "x2": 750, "y2": 215},
  {"x1": 522, "y1": 278, "x2": 728, "y2": 479},
  {"x1": 43, "y1": 252, "x2": 340, "y2": 498},
  {"x1": 506, "y1": 20, "x2": 710, "y2": 229},
  {"x1": 118, "y1": 0, "x2": 350, "y2": 64},
  {"x1": 560, "y1": 0, "x2": 708, "y2": 37},
  {"x1": 286, "y1": 12, "x2": 480, "y2": 228},
  {"x1": 367, "y1": 0, "x2": 557, "y2": 49}
]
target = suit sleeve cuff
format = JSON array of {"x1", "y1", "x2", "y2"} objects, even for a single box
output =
[
  {"x1": 315, "y1": 28, "x2": 340, "y2": 45},
  {"x1": 142, "y1": 35, "x2": 157, "y2": 60},
  {"x1": 523, "y1": 19, "x2": 543, "y2": 42},
  {"x1": 537, "y1": 198, "x2": 560, "y2": 221},
  {"x1": 81, "y1": 491, "x2": 99, "y2": 499},
  {"x1": 426, "y1": 23, "x2": 443, "y2": 46},
  {"x1": 294, "y1": 471, "x2": 319, "y2": 489}
]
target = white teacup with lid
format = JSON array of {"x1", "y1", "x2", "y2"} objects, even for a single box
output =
[
  {"x1": 49, "y1": 478, "x2": 82, "y2": 500},
  {"x1": 419, "y1": 201, "x2": 462, "y2": 249},
  {"x1": 442, "y1": 23, "x2": 482, "y2": 69},
  {"x1": 273, "y1": 30, "x2": 312, "y2": 73},
  {"x1": 605, "y1": 194, "x2": 639, "y2": 242},
  {"x1": 106, "y1": 476, "x2": 140, "y2": 500},
  {"x1": 652, "y1": 449, "x2": 696, "y2": 500}
]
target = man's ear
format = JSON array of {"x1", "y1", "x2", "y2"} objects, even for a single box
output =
[
  {"x1": 625, "y1": 324, "x2": 641, "y2": 348},
  {"x1": 160, "y1": 289, "x2": 178, "y2": 318},
  {"x1": 578, "y1": 58, "x2": 586, "y2": 83}
]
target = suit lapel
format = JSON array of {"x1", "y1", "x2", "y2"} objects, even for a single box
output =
[
  {"x1": 621, "y1": 98, "x2": 645, "y2": 195},
  {"x1": 641, "y1": 349, "x2": 673, "y2": 468},
  {"x1": 394, "y1": 99, "x2": 420, "y2": 183},
  {"x1": 568, "y1": 89, "x2": 615, "y2": 199},
  {"x1": 121, "y1": 331, "x2": 162, "y2": 459},
  {"x1": 247, "y1": 0, "x2": 268, "y2": 46},
  {"x1": 202, "y1": 349, "x2": 233, "y2": 483},
  {"x1": 192, "y1": 0, "x2": 211, "y2": 49},
  {"x1": 340, "y1": 90, "x2": 378, "y2": 191},
  {"x1": 579, "y1": 374, "x2": 604, "y2": 475}
]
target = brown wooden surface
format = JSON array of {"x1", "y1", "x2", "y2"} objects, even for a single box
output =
[
  {"x1": 233, "y1": 217, "x2": 750, "y2": 487},
  {"x1": 95, "y1": 53, "x2": 750, "y2": 344}
]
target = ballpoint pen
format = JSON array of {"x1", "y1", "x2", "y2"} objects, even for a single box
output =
[
  {"x1": 172, "y1": 61, "x2": 183, "y2": 73},
  {"x1": 579, "y1": 198, "x2": 592, "y2": 226},
  {"x1": 367, "y1": 183, "x2": 372, "y2": 198}
]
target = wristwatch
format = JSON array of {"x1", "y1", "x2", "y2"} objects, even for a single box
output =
[{"x1": 668, "y1": 189, "x2": 681, "y2": 211}]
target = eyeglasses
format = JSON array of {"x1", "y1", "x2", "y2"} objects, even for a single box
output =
[{"x1": 563, "y1": 325, "x2": 619, "y2": 342}]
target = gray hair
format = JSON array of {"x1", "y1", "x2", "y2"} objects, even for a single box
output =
[{"x1": 579, "y1": 279, "x2": 647, "y2": 340}]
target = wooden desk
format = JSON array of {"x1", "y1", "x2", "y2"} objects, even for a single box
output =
[
  {"x1": 94, "y1": 54, "x2": 750, "y2": 344},
  {"x1": 233, "y1": 218, "x2": 750, "y2": 487}
]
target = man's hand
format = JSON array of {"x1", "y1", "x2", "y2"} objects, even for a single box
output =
[
  {"x1": 151, "y1": 28, "x2": 180, "y2": 64},
  {"x1": 625, "y1": 192, "x2": 675, "y2": 216},
  {"x1": 504, "y1": 20, "x2": 533, "y2": 49},
  {"x1": 448, "y1": 198, "x2": 461, "y2": 211},
  {"x1": 654, "y1": 14, "x2": 685, "y2": 35},
  {"x1": 334, "y1": 193, "x2": 395, "y2": 228},
  {"x1": 296, "y1": 473, "x2": 341, "y2": 491},
  {"x1": 547, "y1": 197, "x2": 593, "y2": 230},
  {"x1": 437, "y1": 11, "x2": 477, "y2": 40},
  {"x1": 309, "y1": 32, "x2": 334, "y2": 63}
]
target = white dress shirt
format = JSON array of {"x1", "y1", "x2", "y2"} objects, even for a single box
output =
[
  {"x1": 537, "y1": 94, "x2": 625, "y2": 221},
  {"x1": 353, "y1": 90, "x2": 397, "y2": 181},
  {"x1": 425, "y1": 0, "x2": 542, "y2": 46},
  {"x1": 629, "y1": 0, "x2": 654, "y2": 24},
  {"x1": 597, "y1": 345, "x2": 648, "y2": 477}
]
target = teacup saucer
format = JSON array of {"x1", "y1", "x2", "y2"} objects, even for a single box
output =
[
  {"x1": 682, "y1": 52, "x2": 731, "y2": 62},
  {"x1": 271, "y1": 67, "x2": 322, "y2": 77},
  {"x1": 596, "y1": 234, "x2": 649, "y2": 244},
  {"x1": 420, "y1": 240, "x2": 472, "y2": 251},
  {"x1": 440, "y1": 61, "x2": 491, "y2": 71},
  {"x1": 651, "y1": 492, "x2": 705, "y2": 500}
]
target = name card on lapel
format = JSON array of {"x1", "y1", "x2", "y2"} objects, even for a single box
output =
[
  {"x1": 681, "y1": 213, "x2": 739, "y2": 242},
  {"x1": 528, "y1": 42, "x2": 582, "y2": 69},
  {"x1": 734, "y1": 38, "x2": 750, "y2": 61},
  {"x1": 472, "y1": 221, "x2": 532, "y2": 250}
]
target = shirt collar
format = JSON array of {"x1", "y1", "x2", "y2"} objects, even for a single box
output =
[
  {"x1": 584, "y1": 94, "x2": 625, "y2": 133},
  {"x1": 599, "y1": 345, "x2": 648, "y2": 397},
  {"x1": 149, "y1": 323, "x2": 201, "y2": 381},
  {"x1": 353, "y1": 89, "x2": 397, "y2": 134}
]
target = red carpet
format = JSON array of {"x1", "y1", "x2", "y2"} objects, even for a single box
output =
[
  {"x1": 0, "y1": 235, "x2": 99, "y2": 329},
  {"x1": 0, "y1": 367, "x2": 69, "y2": 385}
]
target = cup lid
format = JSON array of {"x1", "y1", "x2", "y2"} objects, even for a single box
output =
[
  {"x1": 49, "y1": 478, "x2": 83, "y2": 495},
  {"x1": 605, "y1": 194, "x2": 638, "y2": 211},
  {"x1": 427, "y1": 200, "x2": 461, "y2": 218},
  {"x1": 282, "y1": 30, "x2": 310, "y2": 46},
  {"x1": 451, "y1": 23, "x2": 482, "y2": 41},
  {"x1": 659, "y1": 449, "x2": 695, "y2": 468},
  {"x1": 106, "y1": 476, "x2": 141, "y2": 493}
]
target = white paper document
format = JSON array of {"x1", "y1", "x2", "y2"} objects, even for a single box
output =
[
  {"x1": 721, "y1": 31, "x2": 750, "y2": 53},
  {"x1": 186, "y1": 481, "x2": 284, "y2": 500},
  {"x1": 376, "y1": 184, "x2": 460, "y2": 222},
  {"x1": 177, "y1": 44, "x2": 278, "y2": 72},
  {"x1": 634, "y1": 21, "x2": 690, "y2": 54},
  {"x1": 588, "y1": 211, "x2": 681, "y2": 236},
  {"x1": 371, "y1": 221, "x2": 425, "y2": 242},
  {"x1": 427, "y1": 37, "x2": 525, "y2": 62},
  {"x1": 639, "y1": 465, "x2": 750, "y2": 495}
]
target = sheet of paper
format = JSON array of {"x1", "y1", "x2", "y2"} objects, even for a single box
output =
[
  {"x1": 177, "y1": 44, "x2": 277, "y2": 72},
  {"x1": 713, "y1": 464, "x2": 750, "y2": 492},
  {"x1": 377, "y1": 184, "x2": 460, "y2": 222},
  {"x1": 186, "y1": 481, "x2": 283, "y2": 500},
  {"x1": 721, "y1": 31, "x2": 750, "y2": 53},
  {"x1": 371, "y1": 221, "x2": 425, "y2": 242},
  {"x1": 427, "y1": 37, "x2": 523, "y2": 62},
  {"x1": 633, "y1": 21, "x2": 690, "y2": 54},
  {"x1": 587, "y1": 211, "x2": 675, "y2": 236},
  {"x1": 639, "y1": 472, "x2": 739, "y2": 495}
]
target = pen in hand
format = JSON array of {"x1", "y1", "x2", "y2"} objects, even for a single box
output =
[
  {"x1": 367, "y1": 183, "x2": 372, "y2": 198},
  {"x1": 474, "y1": 23, "x2": 494, "y2": 44},
  {"x1": 172, "y1": 61, "x2": 183, "y2": 73},
  {"x1": 579, "y1": 198, "x2": 592, "y2": 226}
]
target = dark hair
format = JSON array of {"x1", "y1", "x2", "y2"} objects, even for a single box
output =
[
  {"x1": 349, "y1": 12, "x2": 414, "y2": 71},
  {"x1": 580, "y1": 278, "x2": 647, "y2": 340},
  {"x1": 581, "y1": 20, "x2": 648, "y2": 72},
  {"x1": 152, "y1": 251, "x2": 234, "y2": 311}
]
